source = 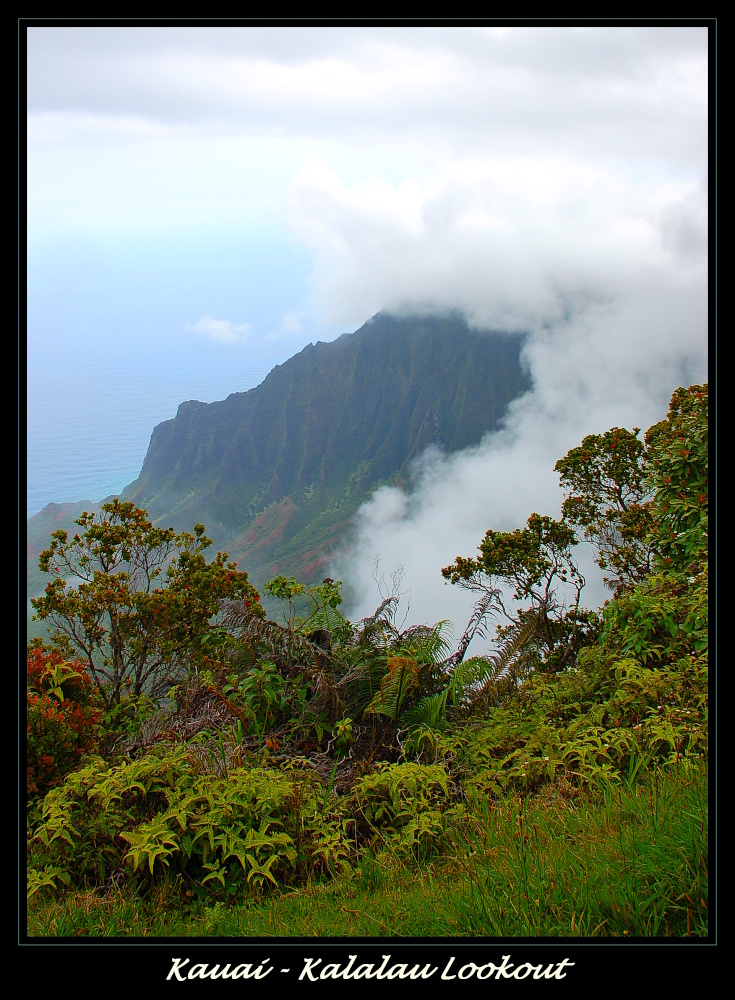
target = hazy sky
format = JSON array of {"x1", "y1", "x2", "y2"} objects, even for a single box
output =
[{"x1": 26, "y1": 24, "x2": 709, "y2": 636}]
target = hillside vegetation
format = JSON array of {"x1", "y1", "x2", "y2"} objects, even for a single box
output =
[{"x1": 26, "y1": 384, "x2": 708, "y2": 938}]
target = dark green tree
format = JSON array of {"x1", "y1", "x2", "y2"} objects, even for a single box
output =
[
  {"x1": 32, "y1": 500, "x2": 262, "y2": 707},
  {"x1": 554, "y1": 383, "x2": 708, "y2": 592},
  {"x1": 442, "y1": 513, "x2": 588, "y2": 670},
  {"x1": 554, "y1": 427, "x2": 654, "y2": 595},
  {"x1": 644, "y1": 384, "x2": 708, "y2": 574}
]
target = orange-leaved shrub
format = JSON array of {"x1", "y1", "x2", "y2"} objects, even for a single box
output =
[{"x1": 27, "y1": 641, "x2": 102, "y2": 798}]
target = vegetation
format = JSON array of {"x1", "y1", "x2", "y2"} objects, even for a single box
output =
[
  {"x1": 26, "y1": 642, "x2": 102, "y2": 798},
  {"x1": 26, "y1": 384, "x2": 708, "y2": 938},
  {"x1": 31, "y1": 500, "x2": 262, "y2": 707},
  {"x1": 554, "y1": 426, "x2": 654, "y2": 594}
]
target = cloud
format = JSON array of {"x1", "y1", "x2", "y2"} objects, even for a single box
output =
[
  {"x1": 184, "y1": 315, "x2": 250, "y2": 344},
  {"x1": 27, "y1": 27, "x2": 707, "y2": 164},
  {"x1": 27, "y1": 27, "x2": 708, "y2": 246},
  {"x1": 320, "y1": 159, "x2": 708, "y2": 643},
  {"x1": 290, "y1": 154, "x2": 706, "y2": 329},
  {"x1": 264, "y1": 311, "x2": 305, "y2": 342}
]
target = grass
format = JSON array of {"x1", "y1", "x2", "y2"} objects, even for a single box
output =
[
  {"x1": 26, "y1": 759, "x2": 707, "y2": 939},
  {"x1": 442, "y1": 760, "x2": 708, "y2": 937}
]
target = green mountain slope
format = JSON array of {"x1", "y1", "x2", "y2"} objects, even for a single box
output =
[
  {"x1": 28, "y1": 311, "x2": 530, "y2": 619},
  {"x1": 120, "y1": 311, "x2": 529, "y2": 584}
]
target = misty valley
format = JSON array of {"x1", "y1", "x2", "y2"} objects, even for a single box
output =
[{"x1": 26, "y1": 314, "x2": 708, "y2": 940}]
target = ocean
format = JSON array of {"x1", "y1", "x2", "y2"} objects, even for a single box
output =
[
  {"x1": 26, "y1": 352, "x2": 280, "y2": 521},
  {"x1": 25, "y1": 225, "x2": 340, "y2": 521}
]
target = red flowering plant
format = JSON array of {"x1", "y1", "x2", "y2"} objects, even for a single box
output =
[{"x1": 26, "y1": 640, "x2": 102, "y2": 798}]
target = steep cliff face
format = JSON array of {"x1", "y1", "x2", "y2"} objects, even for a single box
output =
[
  {"x1": 121, "y1": 312, "x2": 530, "y2": 583},
  {"x1": 29, "y1": 312, "x2": 530, "y2": 615}
]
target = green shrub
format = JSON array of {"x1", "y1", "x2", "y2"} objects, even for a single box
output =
[
  {"x1": 27, "y1": 744, "x2": 357, "y2": 899},
  {"x1": 349, "y1": 761, "x2": 462, "y2": 859}
]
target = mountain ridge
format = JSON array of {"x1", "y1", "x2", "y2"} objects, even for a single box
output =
[{"x1": 28, "y1": 311, "x2": 531, "y2": 623}]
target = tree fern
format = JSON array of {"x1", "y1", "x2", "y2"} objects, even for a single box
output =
[
  {"x1": 400, "y1": 607, "x2": 544, "y2": 734},
  {"x1": 457, "y1": 606, "x2": 544, "y2": 711},
  {"x1": 364, "y1": 656, "x2": 424, "y2": 723},
  {"x1": 401, "y1": 689, "x2": 451, "y2": 729},
  {"x1": 399, "y1": 620, "x2": 453, "y2": 664}
]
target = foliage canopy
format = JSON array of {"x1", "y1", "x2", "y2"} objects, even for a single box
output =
[
  {"x1": 32, "y1": 500, "x2": 263, "y2": 707},
  {"x1": 554, "y1": 426, "x2": 654, "y2": 594}
]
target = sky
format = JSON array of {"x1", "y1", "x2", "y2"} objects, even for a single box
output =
[{"x1": 25, "y1": 23, "x2": 710, "y2": 638}]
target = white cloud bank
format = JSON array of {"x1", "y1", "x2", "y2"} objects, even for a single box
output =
[
  {"x1": 309, "y1": 156, "x2": 708, "y2": 641},
  {"x1": 290, "y1": 156, "x2": 707, "y2": 332}
]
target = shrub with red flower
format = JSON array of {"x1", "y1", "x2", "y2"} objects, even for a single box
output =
[{"x1": 27, "y1": 641, "x2": 102, "y2": 798}]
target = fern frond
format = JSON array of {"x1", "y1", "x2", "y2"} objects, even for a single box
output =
[
  {"x1": 441, "y1": 589, "x2": 500, "y2": 672},
  {"x1": 447, "y1": 655, "x2": 493, "y2": 695},
  {"x1": 399, "y1": 620, "x2": 453, "y2": 663},
  {"x1": 462, "y1": 607, "x2": 543, "y2": 709},
  {"x1": 402, "y1": 689, "x2": 450, "y2": 729},
  {"x1": 356, "y1": 596, "x2": 398, "y2": 631},
  {"x1": 364, "y1": 657, "x2": 422, "y2": 723},
  {"x1": 218, "y1": 600, "x2": 335, "y2": 670},
  {"x1": 298, "y1": 604, "x2": 349, "y2": 636},
  {"x1": 338, "y1": 648, "x2": 389, "y2": 714}
]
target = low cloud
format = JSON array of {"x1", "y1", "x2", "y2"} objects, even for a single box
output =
[
  {"x1": 184, "y1": 315, "x2": 251, "y2": 344},
  {"x1": 291, "y1": 156, "x2": 706, "y2": 333},
  {"x1": 264, "y1": 311, "x2": 305, "y2": 342},
  {"x1": 321, "y1": 161, "x2": 708, "y2": 644}
]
